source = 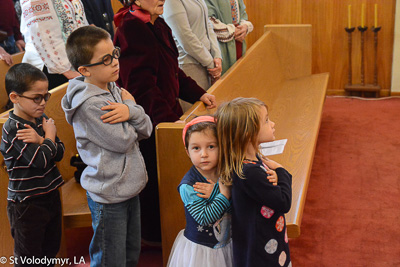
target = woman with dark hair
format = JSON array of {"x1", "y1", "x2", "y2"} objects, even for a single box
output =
[{"x1": 114, "y1": 0, "x2": 216, "y2": 243}]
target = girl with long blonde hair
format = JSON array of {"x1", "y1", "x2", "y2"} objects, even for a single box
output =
[{"x1": 215, "y1": 97, "x2": 292, "y2": 267}]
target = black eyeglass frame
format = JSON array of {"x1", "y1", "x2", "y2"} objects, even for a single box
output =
[
  {"x1": 80, "y1": 47, "x2": 121, "y2": 68},
  {"x1": 18, "y1": 92, "x2": 52, "y2": 104}
]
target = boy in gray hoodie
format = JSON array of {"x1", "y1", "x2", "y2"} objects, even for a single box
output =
[{"x1": 61, "y1": 26, "x2": 152, "y2": 267}]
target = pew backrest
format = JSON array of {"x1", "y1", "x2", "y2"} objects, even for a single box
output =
[
  {"x1": 44, "y1": 82, "x2": 77, "y2": 181},
  {"x1": 0, "y1": 52, "x2": 25, "y2": 113},
  {"x1": 0, "y1": 126, "x2": 14, "y2": 259}
]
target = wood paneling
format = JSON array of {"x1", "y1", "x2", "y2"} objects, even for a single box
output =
[
  {"x1": 0, "y1": 52, "x2": 24, "y2": 112},
  {"x1": 244, "y1": 0, "x2": 395, "y2": 90},
  {"x1": 111, "y1": 0, "x2": 395, "y2": 90},
  {"x1": 111, "y1": 0, "x2": 123, "y2": 12}
]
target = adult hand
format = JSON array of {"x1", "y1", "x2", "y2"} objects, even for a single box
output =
[
  {"x1": 234, "y1": 24, "x2": 248, "y2": 43},
  {"x1": 207, "y1": 58, "x2": 222, "y2": 80},
  {"x1": 62, "y1": 70, "x2": 81, "y2": 80},
  {"x1": 199, "y1": 93, "x2": 216, "y2": 109},
  {"x1": 100, "y1": 101, "x2": 130, "y2": 123},
  {"x1": 0, "y1": 47, "x2": 13, "y2": 66},
  {"x1": 15, "y1": 40, "x2": 25, "y2": 52}
]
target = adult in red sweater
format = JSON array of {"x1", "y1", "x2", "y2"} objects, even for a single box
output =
[{"x1": 114, "y1": 0, "x2": 216, "y2": 243}]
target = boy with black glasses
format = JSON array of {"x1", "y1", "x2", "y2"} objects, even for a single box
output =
[
  {"x1": 0, "y1": 63, "x2": 65, "y2": 266},
  {"x1": 62, "y1": 26, "x2": 152, "y2": 266}
]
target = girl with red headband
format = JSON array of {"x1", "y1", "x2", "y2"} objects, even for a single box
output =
[{"x1": 168, "y1": 116, "x2": 232, "y2": 266}]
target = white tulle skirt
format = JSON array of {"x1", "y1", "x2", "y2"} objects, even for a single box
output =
[{"x1": 167, "y1": 230, "x2": 233, "y2": 267}]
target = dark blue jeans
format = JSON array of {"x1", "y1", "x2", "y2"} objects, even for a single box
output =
[
  {"x1": 7, "y1": 190, "x2": 62, "y2": 267},
  {"x1": 87, "y1": 193, "x2": 141, "y2": 267}
]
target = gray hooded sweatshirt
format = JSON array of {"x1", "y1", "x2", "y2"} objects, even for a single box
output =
[{"x1": 62, "y1": 76, "x2": 152, "y2": 204}]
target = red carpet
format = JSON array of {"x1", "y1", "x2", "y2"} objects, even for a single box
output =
[
  {"x1": 290, "y1": 97, "x2": 400, "y2": 266},
  {"x1": 66, "y1": 97, "x2": 400, "y2": 266}
]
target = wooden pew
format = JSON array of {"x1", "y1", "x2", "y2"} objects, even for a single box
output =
[
  {"x1": 0, "y1": 52, "x2": 25, "y2": 113},
  {"x1": 42, "y1": 83, "x2": 92, "y2": 230},
  {"x1": 0, "y1": 82, "x2": 91, "y2": 259},
  {"x1": 156, "y1": 25, "x2": 329, "y2": 265},
  {"x1": 0, "y1": 143, "x2": 14, "y2": 261}
]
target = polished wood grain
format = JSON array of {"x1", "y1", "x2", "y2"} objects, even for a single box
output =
[
  {"x1": 0, "y1": 52, "x2": 24, "y2": 112},
  {"x1": 263, "y1": 24, "x2": 312, "y2": 80},
  {"x1": 61, "y1": 179, "x2": 92, "y2": 228},
  {"x1": 45, "y1": 83, "x2": 78, "y2": 182},
  {"x1": 111, "y1": 0, "x2": 123, "y2": 13},
  {"x1": 157, "y1": 25, "x2": 328, "y2": 266},
  {"x1": 0, "y1": 144, "x2": 14, "y2": 260},
  {"x1": 45, "y1": 84, "x2": 92, "y2": 258},
  {"x1": 44, "y1": 83, "x2": 91, "y2": 229},
  {"x1": 244, "y1": 0, "x2": 395, "y2": 91},
  {"x1": 155, "y1": 124, "x2": 190, "y2": 262}
]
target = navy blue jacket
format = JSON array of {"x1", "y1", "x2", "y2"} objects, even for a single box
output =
[{"x1": 232, "y1": 158, "x2": 292, "y2": 267}]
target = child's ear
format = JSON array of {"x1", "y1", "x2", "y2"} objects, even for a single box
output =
[
  {"x1": 77, "y1": 66, "x2": 91, "y2": 77},
  {"x1": 185, "y1": 148, "x2": 190, "y2": 157},
  {"x1": 9, "y1": 92, "x2": 19, "y2": 104}
]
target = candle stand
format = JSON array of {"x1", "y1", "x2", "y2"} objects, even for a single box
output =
[
  {"x1": 344, "y1": 27, "x2": 355, "y2": 86},
  {"x1": 344, "y1": 26, "x2": 381, "y2": 97}
]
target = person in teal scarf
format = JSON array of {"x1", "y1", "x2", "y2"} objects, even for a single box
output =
[{"x1": 204, "y1": 0, "x2": 253, "y2": 75}]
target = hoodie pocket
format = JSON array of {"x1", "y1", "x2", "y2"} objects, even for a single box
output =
[{"x1": 114, "y1": 148, "x2": 147, "y2": 198}]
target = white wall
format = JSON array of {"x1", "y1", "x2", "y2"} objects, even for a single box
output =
[{"x1": 392, "y1": 0, "x2": 400, "y2": 93}]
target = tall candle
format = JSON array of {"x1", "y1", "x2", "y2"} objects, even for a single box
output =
[
  {"x1": 361, "y1": 3, "x2": 365, "y2": 28},
  {"x1": 375, "y1": 4, "x2": 378, "y2": 28},
  {"x1": 348, "y1": 5, "x2": 352, "y2": 28}
]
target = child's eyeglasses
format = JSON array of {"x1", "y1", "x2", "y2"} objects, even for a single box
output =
[
  {"x1": 18, "y1": 93, "x2": 52, "y2": 104},
  {"x1": 81, "y1": 47, "x2": 121, "y2": 67}
]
